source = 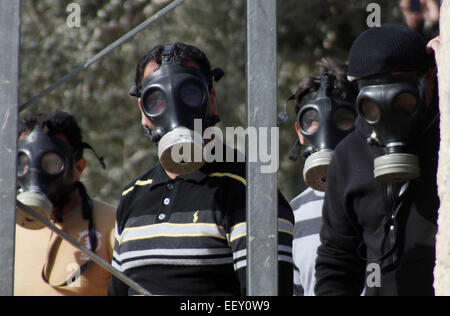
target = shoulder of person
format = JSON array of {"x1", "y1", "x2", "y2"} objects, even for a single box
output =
[
  {"x1": 91, "y1": 199, "x2": 117, "y2": 232},
  {"x1": 120, "y1": 166, "x2": 157, "y2": 198},
  {"x1": 289, "y1": 187, "x2": 321, "y2": 211},
  {"x1": 91, "y1": 199, "x2": 116, "y2": 217},
  {"x1": 204, "y1": 145, "x2": 246, "y2": 186},
  {"x1": 332, "y1": 122, "x2": 370, "y2": 164}
]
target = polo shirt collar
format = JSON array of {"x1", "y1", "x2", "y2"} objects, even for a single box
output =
[{"x1": 149, "y1": 162, "x2": 209, "y2": 189}]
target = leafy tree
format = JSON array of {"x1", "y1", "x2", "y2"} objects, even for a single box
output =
[{"x1": 19, "y1": 0, "x2": 404, "y2": 205}]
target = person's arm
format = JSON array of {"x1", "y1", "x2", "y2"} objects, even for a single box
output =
[
  {"x1": 222, "y1": 177, "x2": 247, "y2": 295},
  {"x1": 293, "y1": 267, "x2": 305, "y2": 296},
  {"x1": 276, "y1": 191, "x2": 295, "y2": 296},
  {"x1": 427, "y1": 36, "x2": 441, "y2": 68},
  {"x1": 223, "y1": 176, "x2": 294, "y2": 296},
  {"x1": 108, "y1": 205, "x2": 129, "y2": 296},
  {"x1": 314, "y1": 155, "x2": 366, "y2": 296}
]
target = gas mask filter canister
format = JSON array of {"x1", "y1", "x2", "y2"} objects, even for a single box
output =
[
  {"x1": 302, "y1": 150, "x2": 334, "y2": 191},
  {"x1": 157, "y1": 127, "x2": 205, "y2": 175},
  {"x1": 16, "y1": 191, "x2": 53, "y2": 230}
]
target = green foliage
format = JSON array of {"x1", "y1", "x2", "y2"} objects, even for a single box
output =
[{"x1": 20, "y1": 0, "x2": 404, "y2": 205}]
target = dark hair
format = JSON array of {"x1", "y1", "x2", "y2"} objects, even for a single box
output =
[
  {"x1": 294, "y1": 58, "x2": 358, "y2": 114},
  {"x1": 19, "y1": 110, "x2": 84, "y2": 161},
  {"x1": 134, "y1": 42, "x2": 213, "y2": 95}
]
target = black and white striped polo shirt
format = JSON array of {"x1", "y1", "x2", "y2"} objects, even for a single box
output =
[{"x1": 109, "y1": 158, "x2": 294, "y2": 296}]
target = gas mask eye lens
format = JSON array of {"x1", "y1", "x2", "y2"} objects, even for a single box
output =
[
  {"x1": 334, "y1": 108, "x2": 356, "y2": 131},
  {"x1": 41, "y1": 152, "x2": 64, "y2": 176},
  {"x1": 361, "y1": 99, "x2": 380, "y2": 122},
  {"x1": 393, "y1": 93, "x2": 417, "y2": 115},
  {"x1": 17, "y1": 153, "x2": 30, "y2": 177},
  {"x1": 300, "y1": 108, "x2": 320, "y2": 134},
  {"x1": 180, "y1": 82, "x2": 204, "y2": 107},
  {"x1": 143, "y1": 90, "x2": 166, "y2": 116}
]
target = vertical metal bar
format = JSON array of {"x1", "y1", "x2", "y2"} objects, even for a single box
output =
[
  {"x1": 246, "y1": 0, "x2": 278, "y2": 296},
  {"x1": 0, "y1": 0, "x2": 22, "y2": 296}
]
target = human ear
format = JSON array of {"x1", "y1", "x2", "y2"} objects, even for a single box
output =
[{"x1": 295, "y1": 121, "x2": 306, "y2": 145}]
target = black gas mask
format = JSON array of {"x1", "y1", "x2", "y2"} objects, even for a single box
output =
[
  {"x1": 357, "y1": 73, "x2": 426, "y2": 182},
  {"x1": 130, "y1": 46, "x2": 223, "y2": 175},
  {"x1": 282, "y1": 74, "x2": 357, "y2": 191},
  {"x1": 16, "y1": 126, "x2": 105, "y2": 230},
  {"x1": 16, "y1": 127, "x2": 76, "y2": 230},
  {"x1": 299, "y1": 74, "x2": 357, "y2": 191}
]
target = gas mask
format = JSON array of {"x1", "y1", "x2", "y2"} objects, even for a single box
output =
[
  {"x1": 131, "y1": 46, "x2": 223, "y2": 175},
  {"x1": 16, "y1": 128, "x2": 75, "y2": 230},
  {"x1": 356, "y1": 73, "x2": 426, "y2": 182},
  {"x1": 298, "y1": 74, "x2": 357, "y2": 191},
  {"x1": 282, "y1": 74, "x2": 357, "y2": 191}
]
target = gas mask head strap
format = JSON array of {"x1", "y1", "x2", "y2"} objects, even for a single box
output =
[
  {"x1": 357, "y1": 72, "x2": 418, "y2": 89},
  {"x1": 130, "y1": 46, "x2": 225, "y2": 98},
  {"x1": 277, "y1": 94, "x2": 295, "y2": 126},
  {"x1": 317, "y1": 73, "x2": 337, "y2": 99},
  {"x1": 128, "y1": 45, "x2": 174, "y2": 98},
  {"x1": 295, "y1": 73, "x2": 339, "y2": 110},
  {"x1": 78, "y1": 142, "x2": 106, "y2": 169},
  {"x1": 161, "y1": 45, "x2": 175, "y2": 64},
  {"x1": 42, "y1": 181, "x2": 98, "y2": 287}
]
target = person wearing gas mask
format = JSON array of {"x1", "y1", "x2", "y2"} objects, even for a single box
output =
[
  {"x1": 427, "y1": 35, "x2": 441, "y2": 68},
  {"x1": 108, "y1": 42, "x2": 294, "y2": 296},
  {"x1": 14, "y1": 111, "x2": 116, "y2": 296},
  {"x1": 400, "y1": 0, "x2": 440, "y2": 41},
  {"x1": 285, "y1": 58, "x2": 358, "y2": 296},
  {"x1": 315, "y1": 24, "x2": 439, "y2": 296}
]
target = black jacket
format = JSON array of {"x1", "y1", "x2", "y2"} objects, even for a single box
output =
[{"x1": 315, "y1": 105, "x2": 440, "y2": 296}]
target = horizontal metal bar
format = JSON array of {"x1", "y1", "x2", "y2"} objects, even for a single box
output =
[
  {"x1": 20, "y1": 0, "x2": 185, "y2": 112},
  {"x1": 17, "y1": 200, "x2": 152, "y2": 296}
]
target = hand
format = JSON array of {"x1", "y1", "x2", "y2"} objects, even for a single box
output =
[
  {"x1": 400, "y1": 0, "x2": 440, "y2": 30},
  {"x1": 426, "y1": 36, "x2": 441, "y2": 68}
]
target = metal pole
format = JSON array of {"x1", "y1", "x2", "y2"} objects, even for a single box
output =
[
  {"x1": 246, "y1": 0, "x2": 278, "y2": 296},
  {"x1": 0, "y1": 0, "x2": 22, "y2": 296}
]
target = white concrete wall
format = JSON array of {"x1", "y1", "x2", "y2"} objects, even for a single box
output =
[{"x1": 434, "y1": 0, "x2": 450, "y2": 296}]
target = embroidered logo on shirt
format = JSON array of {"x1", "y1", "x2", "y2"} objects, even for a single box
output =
[{"x1": 193, "y1": 211, "x2": 199, "y2": 223}]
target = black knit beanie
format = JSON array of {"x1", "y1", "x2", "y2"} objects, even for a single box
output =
[{"x1": 348, "y1": 24, "x2": 431, "y2": 79}]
